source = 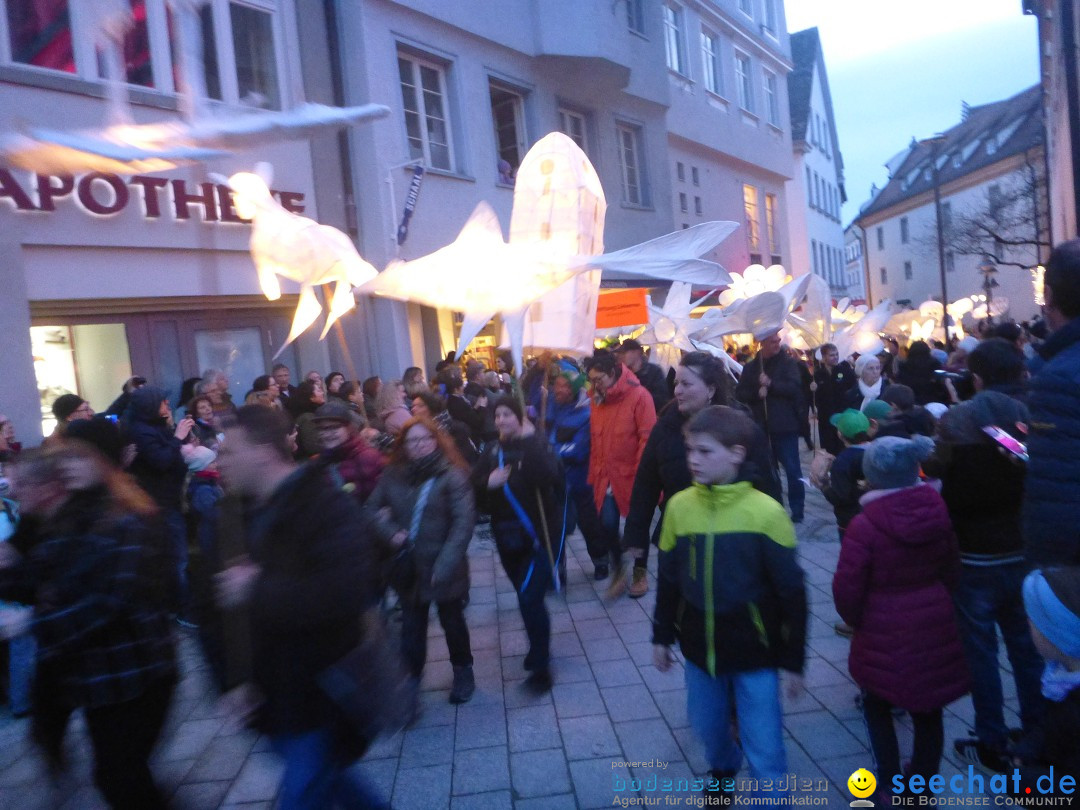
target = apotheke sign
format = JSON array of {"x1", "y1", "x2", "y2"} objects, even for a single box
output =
[{"x1": 0, "y1": 168, "x2": 306, "y2": 223}]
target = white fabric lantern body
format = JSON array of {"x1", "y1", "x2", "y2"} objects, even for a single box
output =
[{"x1": 512, "y1": 133, "x2": 606, "y2": 359}]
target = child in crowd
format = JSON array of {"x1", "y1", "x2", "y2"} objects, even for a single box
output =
[
  {"x1": 653, "y1": 406, "x2": 807, "y2": 802},
  {"x1": 814, "y1": 409, "x2": 873, "y2": 543},
  {"x1": 1022, "y1": 568, "x2": 1080, "y2": 776},
  {"x1": 833, "y1": 435, "x2": 970, "y2": 803},
  {"x1": 880, "y1": 384, "x2": 936, "y2": 437}
]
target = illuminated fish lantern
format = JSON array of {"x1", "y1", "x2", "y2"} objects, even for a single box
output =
[
  {"x1": 221, "y1": 165, "x2": 377, "y2": 356},
  {"x1": 361, "y1": 132, "x2": 735, "y2": 374}
]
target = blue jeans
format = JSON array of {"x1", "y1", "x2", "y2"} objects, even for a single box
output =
[
  {"x1": 684, "y1": 661, "x2": 788, "y2": 790},
  {"x1": 953, "y1": 561, "x2": 1044, "y2": 749},
  {"x1": 598, "y1": 493, "x2": 625, "y2": 564},
  {"x1": 270, "y1": 728, "x2": 390, "y2": 810},
  {"x1": 7, "y1": 630, "x2": 34, "y2": 715},
  {"x1": 769, "y1": 432, "x2": 805, "y2": 518},
  {"x1": 161, "y1": 508, "x2": 189, "y2": 614},
  {"x1": 494, "y1": 522, "x2": 552, "y2": 672},
  {"x1": 573, "y1": 485, "x2": 620, "y2": 564}
]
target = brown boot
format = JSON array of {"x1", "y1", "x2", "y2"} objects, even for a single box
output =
[
  {"x1": 629, "y1": 567, "x2": 649, "y2": 599},
  {"x1": 605, "y1": 559, "x2": 628, "y2": 600}
]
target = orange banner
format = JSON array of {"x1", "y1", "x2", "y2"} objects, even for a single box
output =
[{"x1": 596, "y1": 288, "x2": 648, "y2": 329}]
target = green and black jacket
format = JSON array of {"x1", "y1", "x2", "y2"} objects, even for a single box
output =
[{"x1": 652, "y1": 481, "x2": 807, "y2": 675}]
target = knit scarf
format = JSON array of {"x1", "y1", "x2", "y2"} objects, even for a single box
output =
[
  {"x1": 858, "y1": 378, "x2": 883, "y2": 411},
  {"x1": 1042, "y1": 661, "x2": 1080, "y2": 702},
  {"x1": 406, "y1": 451, "x2": 444, "y2": 486}
]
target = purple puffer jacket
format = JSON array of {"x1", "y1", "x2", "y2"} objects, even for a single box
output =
[{"x1": 832, "y1": 484, "x2": 970, "y2": 712}]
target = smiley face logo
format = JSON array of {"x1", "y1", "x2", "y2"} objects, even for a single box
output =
[{"x1": 848, "y1": 768, "x2": 877, "y2": 799}]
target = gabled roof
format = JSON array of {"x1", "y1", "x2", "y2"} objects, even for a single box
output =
[
  {"x1": 788, "y1": 27, "x2": 846, "y2": 198},
  {"x1": 856, "y1": 84, "x2": 1043, "y2": 221}
]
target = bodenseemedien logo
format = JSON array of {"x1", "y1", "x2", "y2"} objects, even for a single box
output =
[{"x1": 849, "y1": 768, "x2": 878, "y2": 807}]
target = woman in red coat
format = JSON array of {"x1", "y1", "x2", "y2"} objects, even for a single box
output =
[{"x1": 833, "y1": 435, "x2": 969, "y2": 800}]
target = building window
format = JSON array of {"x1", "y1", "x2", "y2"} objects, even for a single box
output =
[
  {"x1": 616, "y1": 123, "x2": 646, "y2": 206},
  {"x1": 880, "y1": 267, "x2": 888, "y2": 284},
  {"x1": 743, "y1": 184, "x2": 760, "y2": 253},
  {"x1": 230, "y1": 2, "x2": 280, "y2": 108},
  {"x1": 904, "y1": 261, "x2": 913, "y2": 280},
  {"x1": 694, "y1": 195, "x2": 703, "y2": 215},
  {"x1": 806, "y1": 167, "x2": 813, "y2": 208},
  {"x1": 558, "y1": 108, "x2": 588, "y2": 153},
  {"x1": 96, "y1": 0, "x2": 154, "y2": 87},
  {"x1": 490, "y1": 81, "x2": 527, "y2": 181},
  {"x1": 691, "y1": 166, "x2": 699, "y2": 185},
  {"x1": 662, "y1": 3, "x2": 686, "y2": 75},
  {"x1": 679, "y1": 192, "x2": 688, "y2": 213},
  {"x1": 811, "y1": 239, "x2": 819, "y2": 275},
  {"x1": 763, "y1": 69, "x2": 779, "y2": 127},
  {"x1": 701, "y1": 29, "x2": 722, "y2": 95},
  {"x1": 876, "y1": 226, "x2": 884, "y2": 250},
  {"x1": 765, "y1": 192, "x2": 778, "y2": 253},
  {"x1": 734, "y1": 51, "x2": 753, "y2": 113},
  {"x1": 738, "y1": 0, "x2": 753, "y2": 19},
  {"x1": 399, "y1": 53, "x2": 453, "y2": 171},
  {"x1": 627, "y1": 0, "x2": 646, "y2": 34},
  {"x1": 900, "y1": 216, "x2": 909, "y2": 244},
  {"x1": 6, "y1": 0, "x2": 75, "y2": 72},
  {"x1": 946, "y1": 251, "x2": 955, "y2": 273},
  {"x1": 814, "y1": 173, "x2": 821, "y2": 211},
  {"x1": 4, "y1": 0, "x2": 283, "y2": 105},
  {"x1": 763, "y1": 0, "x2": 777, "y2": 34},
  {"x1": 676, "y1": 161, "x2": 685, "y2": 182}
]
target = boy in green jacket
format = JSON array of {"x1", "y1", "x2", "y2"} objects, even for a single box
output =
[{"x1": 653, "y1": 406, "x2": 807, "y2": 801}]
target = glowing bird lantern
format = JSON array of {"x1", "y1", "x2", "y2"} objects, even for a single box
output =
[
  {"x1": 0, "y1": 0, "x2": 390, "y2": 174},
  {"x1": 361, "y1": 133, "x2": 736, "y2": 374},
  {"x1": 222, "y1": 165, "x2": 377, "y2": 356},
  {"x1": 785, "y1": 275, "x2": 890, "y2": 360},
  {"x1": 717, "y1": 264, "x2": 790, "y2": 307}
]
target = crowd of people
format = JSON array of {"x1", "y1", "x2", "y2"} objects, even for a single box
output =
[{"x1": 1, "y1": 240, "x2": 1080, "y2": 808}]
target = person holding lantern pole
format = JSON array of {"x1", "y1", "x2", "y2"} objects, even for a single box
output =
[{"x1": 471, "y1": 397, "x2": 565, "y2": 693}]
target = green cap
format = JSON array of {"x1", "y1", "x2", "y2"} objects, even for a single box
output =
[
  {"x1": 863, "y1": 400, "x2": 893, "y2": 421},
  {"x1": 830, "y1": 408, "x2": 871, "y2": 439}
]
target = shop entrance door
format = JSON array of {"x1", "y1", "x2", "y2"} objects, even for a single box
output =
[{"x1": 30, "y1": 302, "x2": 298, "y2": 433}]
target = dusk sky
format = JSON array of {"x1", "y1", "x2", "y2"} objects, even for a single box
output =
[{"x1": 784, "y1": 0, "x2": 1041, "y2": 225}]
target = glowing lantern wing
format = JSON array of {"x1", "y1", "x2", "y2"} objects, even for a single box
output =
[
  {"x1": 584, "y1": 221, "x2": 737, "y2": 286},
  {"x1": 785, "y1": 273, "x2": 833, "y2": 348},
  {"x1": 696, "y1": 291, "x2": 787, "y2": 343},
  {"x1": 278, "y1": 286, "x2": 323, "y2": 359}
]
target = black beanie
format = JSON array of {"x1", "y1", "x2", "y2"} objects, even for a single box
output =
[
  {"x1": 65, "y1": 416, "x2": 126, "y2": 467},
  {"x1": 52, "y1": 393, "x2": 85, "y2": 422},
  {"x1": 494, "y1": 395, "x2": 524, "y2": 425}
]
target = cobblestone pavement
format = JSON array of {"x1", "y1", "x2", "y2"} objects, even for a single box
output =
[{"x1": 0, "y1": 452, "x2": 1024, "y2": 808}]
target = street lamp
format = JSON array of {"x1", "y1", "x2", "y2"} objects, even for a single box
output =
[
  {"x1": 978, "y1": 255, "x2": 1000, "y2": 324},
  {"x1": 920, "y1": 134, "x2": 951, "y2": 336}
]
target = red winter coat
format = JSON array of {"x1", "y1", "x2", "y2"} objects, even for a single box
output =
[
  {"x1": 588, "y1": 366, "x2": 657, "y2": 515},
  {"x1": 832, "y1": 484, "x2": 970, "y2": 713}
]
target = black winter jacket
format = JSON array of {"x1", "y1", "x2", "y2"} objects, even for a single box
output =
[
  {"x1": 927, "y1": 388, "x2": 1028, "y2": 561},
  {"x1": 246, "y1": 464, "x2": 377, "y2": 734},
  {"x1": 623, "y1": 402, "x2": 782, "y2": 554},
  {"x1": 735, "y1": 351, "x2": 805, "y2": 435},
  {"x1": 126, "y1": 386, "x2": 187, "y2": 511},
  {"x1": 634, "y1": 362, "x2": 672, "y2": 414},
  {"x1": 820, "y1": 445, "x2": 866, "y2": 532},
  {"x1": 471, "y1": 434, "x2": 563, "y2": 555}
]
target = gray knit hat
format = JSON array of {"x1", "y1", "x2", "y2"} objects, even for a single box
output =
[{"x1": 863, "y1": 435, "x2": 935, "y2": 490}]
